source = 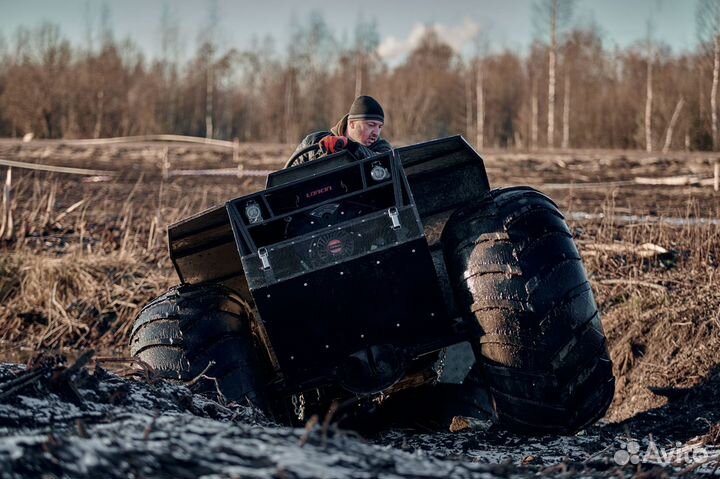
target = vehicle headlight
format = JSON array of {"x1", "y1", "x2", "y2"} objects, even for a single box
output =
[
  {"x1": 370, "y1": 163, "x2": 390, "y2": 181},
  {"x1": 245, "y1": 200, "x2": 263, "y2": 224}
]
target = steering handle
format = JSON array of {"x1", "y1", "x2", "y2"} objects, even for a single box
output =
[{"x1": 284, "y1": 143, "x2": 322, "y2": 169}]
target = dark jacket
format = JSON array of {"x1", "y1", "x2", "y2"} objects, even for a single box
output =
[{"x1": 287, "y1": 114, "x2": 392, "y2": 167}]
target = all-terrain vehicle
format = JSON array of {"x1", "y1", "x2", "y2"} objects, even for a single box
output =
[{"x1": 130, "y1": 136, "x2": 615, "y2": 434}]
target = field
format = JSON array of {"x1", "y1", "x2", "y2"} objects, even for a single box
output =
[{"x1": 1, "y1": 139, "x2": 719, "y2": 476}]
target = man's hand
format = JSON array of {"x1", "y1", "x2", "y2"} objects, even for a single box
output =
[{"x1": 318, "y1": 135, "x2": 349, "y2": 154}]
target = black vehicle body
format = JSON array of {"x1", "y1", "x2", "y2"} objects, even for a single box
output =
[
  {"x1": 132, "y1": 136, "x2": 615, "y2": 432},
  {"x1": 167, "y1": 136, "x2": 487, "y2": 400}
]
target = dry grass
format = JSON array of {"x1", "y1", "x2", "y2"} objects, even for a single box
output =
[
  {"x1": 0, "y1": 251, "x2": 171, "y2": 351},
  {"x1": 0, "y1": 153, "x2": 267, "y2": 354},
  {"x1": 570, "y1": 192, "x2": 720, "y2": 422}
]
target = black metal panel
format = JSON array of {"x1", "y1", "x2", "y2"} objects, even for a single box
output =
[
  {"x1": 408, "y1": 160, "x2": 490, "y2": 218},
  {"x1": 395, "y1": 135, "x2": 481, "y2": 170},
  {"x1": 168, "y1": 203, "x2": 227, "y2": 240},
  {"x1": 395, "y1": 136, "x2": 491, "y2": 220},
  {"x1": 252, "y1": 238, "x2": 453, "y2": 390},
  {"x1": 174, "y1": 240, "x2": 242, "y2": 285},
  {"x1": 266, "y1": 150, "x2": 363, "y2": 188},
  {"x1": 167, "y1": 204, "x2": 244, "y2": 285}
]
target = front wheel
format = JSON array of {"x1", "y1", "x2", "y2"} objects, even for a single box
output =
[
  {"x1": 129, "y1": 283, "x2": 265, "y2": 406},
  {"x1": 442, "y1": 187, "x2": 615, "y2": 434}
]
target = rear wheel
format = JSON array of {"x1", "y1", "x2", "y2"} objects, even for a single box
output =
[
  {"x1": 442, "y1": 187, "x2": 614, "y2": 434},
  {"x1": 129, "y1": 283, "x2": 264, "y2": 406}
]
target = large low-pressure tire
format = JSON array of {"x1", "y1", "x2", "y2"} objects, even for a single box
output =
[
  {"x1": 129, "y1": 283, "x2": 264, "y2": 406},
  {"x1": 442, "y1": 186, "x2": 615, "y2": 434}
]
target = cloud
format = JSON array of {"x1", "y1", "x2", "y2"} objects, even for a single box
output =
[{"x1": 377, "y1": 18, "x2": 480, "y2": 61}]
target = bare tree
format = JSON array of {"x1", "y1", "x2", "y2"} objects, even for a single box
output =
[
  {"x1": 561, "y1": 70, "x2": 570, "y2": 148},
  {"x1": 206, "y1": 45, "x2": 215, "y2": 139},
  {"x1": 83, "y1": 1, "x2": 94, "y2": 54},
  {"x1": 199, "y1": 0, "x2": 220, "y2": 139},
  {"x1": 548, "y1": 0, "x2": 558, "y2": 147},
  {"x1": 482, "y1": 51, "x2": 525, "y2": 148},
  {"x1": 353, "y1": 17, "x2": 379, "y2": 97},
  {"x1": 384, "y1": 30, "x2": 459, "y2": 142},
  {"x1": 531, "y1": 77, "x2": 539, "y2": 149},
  {"x1": 714, "y1": 36, "x2": 719, "y2": 150},
  {"x1": 526, "y1": 42, "x2": 546, "y2": 151},
  {"x1": 662, "y1": 97, "x2": 685, "y2": 152},
  {"x1": 645, "y1": 62, "x2": 653, "y2": 151},
  {"x1": 697, "y1": 0, "x2": 720, "y2": 150},
  {"x1": 159, "y1": 3, "x2": 181, "y2": 131},
  {"x1": 0, "y1": 31, "x2": 7, "y2": 59},
  {"x1": 90, "y1": 4, "x2": 114, "y2": 139},
  {"x1": 533, "y1": 0, "x2": 574, "y2": 147},
  {"x1": 465, "y1": 62, "x2": 472, "y2": 140},
  {"x1": 1, "y1": 24, "x2": 72, "y2": 138},
  {"x1": 472, "y1": 36, "x2": 489, "y2": 150},
  {"x1": 285, "y1": 11, "x2": 338, "y2": 135},
  {"x1": 475, "y1": 58, "x2": 485, "y2": 149},
  {"x1": 99, "y1": 3, "x2": 114, "y2": 49},
  {"x1": 644, "y1": 22, "x2": 655, "y2": 152},
  {"x1": 284, "y1": 66, "x2": 297, "y2": 143}
]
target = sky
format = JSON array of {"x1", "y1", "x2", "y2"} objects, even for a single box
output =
[{"x1": 0, "y1": 0, "x2": 698, "y2": 62}]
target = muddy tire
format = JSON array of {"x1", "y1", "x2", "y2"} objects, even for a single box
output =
[
  {"x1": 129, "y1": 283, "x2": 264, "y2": 406},
  {"x1": 442, "y1": 186, "x2": 615, "y2": 434}
]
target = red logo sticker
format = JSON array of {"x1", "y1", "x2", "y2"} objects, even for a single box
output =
[{"x1": 306, "y1": 185, "x2": 333, "y2": 198}]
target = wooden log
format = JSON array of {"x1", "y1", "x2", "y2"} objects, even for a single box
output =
[
  {"x1": 0, "y1": 158, "x2": 116, "y2": 176},
  {"x1": 581, "y1": 241, "x2": 669, "y2": 258},
  {"x1": 167, "y1": 167, "x2": 273, "y2": 177},
  {"x1": 634, "y1": 175, "x2": 704, "y2": 186},
  {"x1": 58, "y1": 134, "x2": 236, "y2": 149},
  {"x1": 598, "y1": 279, "x2": 667, "y2": 292}
]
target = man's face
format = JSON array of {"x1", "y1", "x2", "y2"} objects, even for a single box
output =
[{"x1": 348, "y1": 120, "x2": 384, "y2": 146}]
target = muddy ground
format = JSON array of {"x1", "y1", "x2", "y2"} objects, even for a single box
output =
[
  {"x1": 0, "y1": 140, "x2": 719, "y2": 477},
  {"x1": 2, "y1": 354, "x2": 719, "y2": 478}
]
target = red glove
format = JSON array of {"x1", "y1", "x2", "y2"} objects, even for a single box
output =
[{"x1": 319, "y1": 135, "x2": 348, "y2": 154}]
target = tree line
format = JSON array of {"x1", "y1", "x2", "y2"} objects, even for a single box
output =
[{"x1": 0, "y1": 6, "x2": 716, "y2": 151}]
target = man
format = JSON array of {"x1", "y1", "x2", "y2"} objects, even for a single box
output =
[{"x1": 287, "y1": 95, "x2": 392, "y2": 167}]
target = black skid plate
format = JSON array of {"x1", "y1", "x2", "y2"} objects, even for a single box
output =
[{"x1": 252, "y1": 238, "x2": 451, "y2": 389}]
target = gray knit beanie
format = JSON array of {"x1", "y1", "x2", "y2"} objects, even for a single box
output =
[{"x1": 348, "y1": 95, "x2": 384, "y2": 123}]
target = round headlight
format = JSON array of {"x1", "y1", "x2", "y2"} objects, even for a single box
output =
[
  {"x1": 245, "y1": 202, "x2": 262, "y2": 223},
  {"x1": 370, "y1": 164, "x2": 389, "y2": 181}
]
